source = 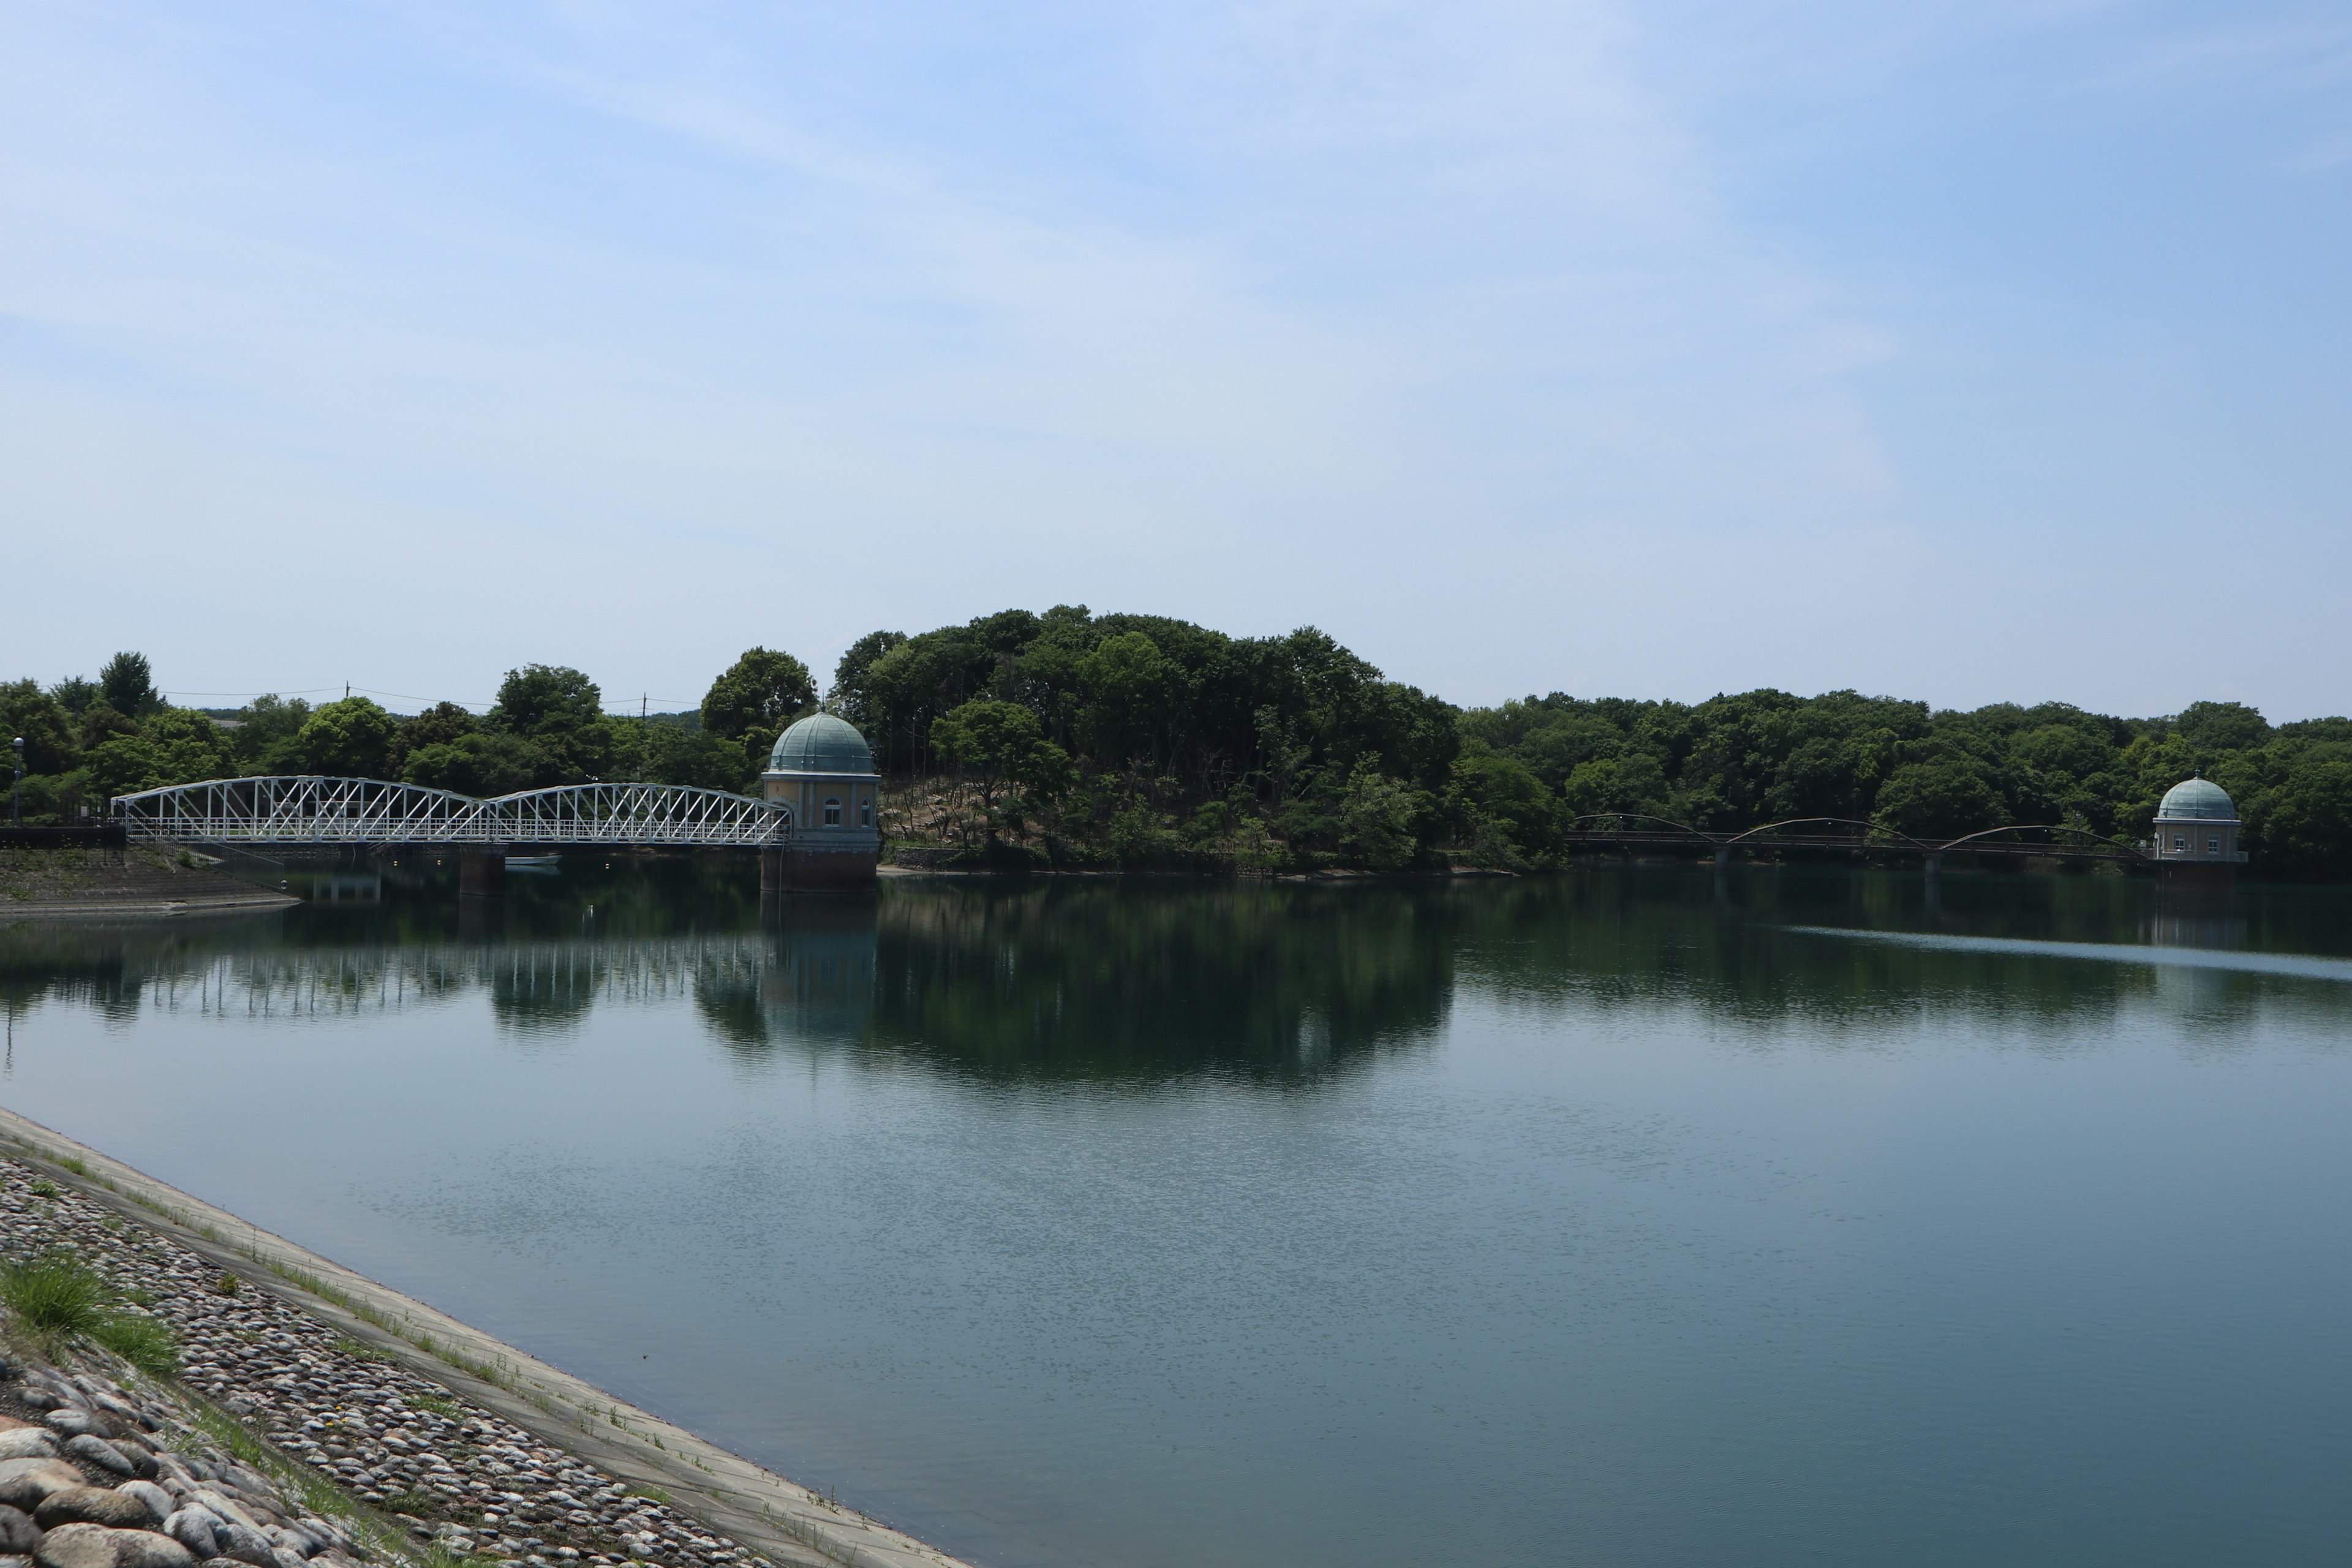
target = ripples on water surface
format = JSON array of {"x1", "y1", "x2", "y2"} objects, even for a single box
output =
[{"x1": 4, "y1": 864, "x2": 2351, "y2": 1568}]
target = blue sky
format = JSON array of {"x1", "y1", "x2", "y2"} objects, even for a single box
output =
[{"x1": 2, "y1": 1, "x2": 2346, "y2": 717}]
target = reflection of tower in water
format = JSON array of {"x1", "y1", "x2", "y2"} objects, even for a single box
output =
[
  {"x1": 2143, "y1": 886, "x2": 2244, "y2": 952},
  {"x1": 756, "y1": 895, "x2": 878, "y2": 1047}
]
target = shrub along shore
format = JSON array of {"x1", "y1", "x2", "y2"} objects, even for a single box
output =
[
  {"x1": 9, "y1": 614, "x2": 2350, "y2": 880},
  {"x1": 0, "y1": 1112, "x2": 968, "y2": 1568}
]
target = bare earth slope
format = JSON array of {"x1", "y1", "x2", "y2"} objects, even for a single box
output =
[{"x1": 0, "y1": 852, "x2": 296, "y2": 919}]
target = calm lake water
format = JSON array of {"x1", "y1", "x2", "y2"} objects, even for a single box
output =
[{"x1": 4, "y1": 864, "x2": 2351, "y2": 1567}]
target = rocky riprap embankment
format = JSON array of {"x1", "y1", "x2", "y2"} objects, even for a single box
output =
[
  {"x1": 0, "y1": 1356, "x2": 364, "y2": 1568},
  {"x1": 0, "y1": 1164, "x2": 776, "y2": 1568}
]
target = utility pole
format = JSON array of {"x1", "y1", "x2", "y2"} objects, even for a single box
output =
[
  {"x1": 641, "y1": 693, "x2": 647, "y2": 719},
  {"x1": 10, "y1": 737, "x2": 21, "y2": 827}
]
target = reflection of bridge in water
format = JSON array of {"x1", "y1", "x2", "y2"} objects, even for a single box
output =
[
  {"x1": 134, "y1": 933, "x2": 783, "y2": 1020},
  {"x1": 146, "y1": 928, "x2": 871, "y2": 1035},
  {"x1": 23, "y1": 886, "x2": 1447, "y2": 1080}
]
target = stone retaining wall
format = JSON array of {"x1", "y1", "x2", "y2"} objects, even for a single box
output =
[{"x1": 0, "y1": 1118, "x2": 971, "y2": 1568}]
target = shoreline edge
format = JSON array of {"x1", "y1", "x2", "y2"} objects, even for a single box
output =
[{"x1": 0, "y1": 1106, "x2": 977, "y2": 1568}]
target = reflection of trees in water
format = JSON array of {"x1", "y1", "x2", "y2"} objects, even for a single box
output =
[
  {"x1": 1449, "y1": 872, "x2": 2347, "y2": 1039},
  {"x1": 0, "y1": 853, "x2": 775, "y2": 1033},
  {"x1": 694, "y1": 899, "x2": 876, "y2": 1062},
  {"x1": 10, "y1": 869, "x2": 2350, "y2": 1057},
  {"x1": 865, "y1": 882, "x2": 1452, "y2": 1082},
  {"x1": 0, "y1": 916, "x2": 279, "y2": 1026},
  {"x1": 692, "y1": 883, "x2": 1455, "y2": 1083}
]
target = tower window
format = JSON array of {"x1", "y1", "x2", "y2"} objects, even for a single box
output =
[
  {"x1": 861, "y1": 800, "x2": 873, "y2": 827},
  {"x1": 2207, "y1": 835, "x2": 2221, "y2": 853},
  {"x1": 824, "y1": 796, "x2": 842, "y2": 826},
  {"x1": 2171, "y1": 833, "x2": 2187, "y2": 850}
]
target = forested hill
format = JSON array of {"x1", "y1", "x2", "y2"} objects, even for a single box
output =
[
  {"x1": 825, "y1": 608, "x2": 2351, "y2": 878},
  {"x1": 6, "y1": 615, "x2": 2349, "y2": 879}
]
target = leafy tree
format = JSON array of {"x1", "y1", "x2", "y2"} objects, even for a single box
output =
[
  {"x1": 81, "y1": 736, "x2": 168, "y2": 801},
  {"x1": 827, "y1": 630, "x2": 910, "y2": 734},
  {"x1": 293, "y1": 696, "x2": 398, "y2": 777},
  {"x1": 0, "y1": 680, "x2": 77, "y2": 775},
  {"x1": 77, "y1": 705, "x2": 140, "y2": 749},
  {"x1": 228, "y1": 695, "x2": 314, "y2": 772},
  {"x1": 492, "y1": 664, "x2": 603, "y2": 736},
  {"x1": 98, "y1": 652, "x2": 160, "y2": 717},
  {"x1": 2010, "y1": 723, "x2": 2116, "y2": 778},
  {"x1": 390, "y1": 701, "x2": 477, "y2": 771},
  {"x1": 932, "y1": 699, "x2": 1072, "y2": 824},
  {"x1": 402, "y1": 701, "x2": 478, "y2": 748},
  {"x1": 701, "y1": 648, "x2": 817, "y2": 758},
  {"x1": 1871, "y1": 760, "x2": 2007, "y2": 840},
  {"x1": 45, "y1": 677, "x2": 99, "y2": 718},
  {"x1": 640, "y1": 726, "x2": 752, "y2": 792},
  {"x1": 1334, "y1": 762, "x2": 1421, "y2": 872},
  {"x1": 1448, "y1": 743, "x2": 1556, "y2": 867},
  {"x1": 1562, "y1": 752, "x2": 1672, "y2": 824},
  {"x1": 2250, "y1": 759, "x2": 2352, "y2": 881},
  {"x1": 80, "y1": 710, "x2": 225, "y2": 800},
  {"x1": 489, "y1": 665, "x2": 612, "y2": 783},
  {"x1": 402, "y1": 733, "x2": 547, "y2": 797},
  {"x1": 2175, "y1": 700, "x2": 2271, "y2": 756},
  {"x1": 1766, "y1": 737, "x2": 1877, "y2": 822}
]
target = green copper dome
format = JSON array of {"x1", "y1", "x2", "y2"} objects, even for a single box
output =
[
  {"x1": 767, "y1": 712, "x2": 876, "y2": 775},
  {"x1": 2155, "y1": 776, "x2": 2236, "y2": 821}
]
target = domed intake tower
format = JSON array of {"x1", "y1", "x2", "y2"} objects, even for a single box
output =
[
  {"x1": 2151, "y1": 774, "x2": 2245, "y2": 888},
  {"x1": 761, "y1": 713, "x2": 880, "y2": 891}
]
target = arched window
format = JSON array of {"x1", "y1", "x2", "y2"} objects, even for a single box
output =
[
  {"x1": 824, "y1": 796, "x2": 842, "y2": 827},
  {"x1": 860, "y1": 799, "x2": 873, "y2": 827}
]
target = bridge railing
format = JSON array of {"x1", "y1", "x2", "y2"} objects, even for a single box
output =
[
  {"x1": 492, "y1": 783, "x2": 787, "y2": 846},
  {"x1": 110, "y1": 777, "x2": 788, "y2": 847},
  {"x1": 113, "y1": 777, "x2": 493, "y2": 843}
]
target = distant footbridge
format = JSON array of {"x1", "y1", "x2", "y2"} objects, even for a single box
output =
[{"x1": 1558, "y1": 814, "x2": 2152, "y2": 870}]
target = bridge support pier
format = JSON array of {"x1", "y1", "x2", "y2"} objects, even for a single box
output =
[
  {"x1": 1923, "y1": 853, "x2": 1942, "y2": 878},
  {"x1": 459, "y1": 848, "x2": 506, "y2": 897},
  {"x1": 761, "y1": 846, "x2": 785, "y2": 894},
  {"x1": 1713, "y1": 846, "x2": 1731, "y2": 869}
]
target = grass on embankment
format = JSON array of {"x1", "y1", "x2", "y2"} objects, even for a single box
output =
[{"x1": 0, "y1": 1244, "x2": 181, "y2": 1376}]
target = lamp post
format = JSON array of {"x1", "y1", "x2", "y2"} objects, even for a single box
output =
[{"x1": 10, "y1": 737, "x2": 21, "y2": 827}]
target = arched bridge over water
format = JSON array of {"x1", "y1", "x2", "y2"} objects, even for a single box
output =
[
  {"x1": 1559, "y1": 814, "x2": 2152, "y2": 869},
  {"x1": 110, "y1": 776, "x2": 786, "y2": 847}
]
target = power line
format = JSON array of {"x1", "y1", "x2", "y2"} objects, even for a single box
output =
[{"x1": 165, "y1": 685, "x2": 703, "y2": 715}]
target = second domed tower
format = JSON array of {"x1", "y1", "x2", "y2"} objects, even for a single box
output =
[
  {"x1": 761, "y1": 712, "x2": 880, "y2": 890},
  {"x1": 2151, "y1": 775, "x2": 2244, "y2": 889}
]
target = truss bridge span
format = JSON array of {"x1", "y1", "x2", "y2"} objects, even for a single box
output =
[{"x1": 110, "y1": 776, "x2": 788, "y2": 848}]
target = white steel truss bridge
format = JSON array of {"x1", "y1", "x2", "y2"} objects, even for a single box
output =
[{"x1": 110, "y1": 776, "x2": 789, "y2": 848}]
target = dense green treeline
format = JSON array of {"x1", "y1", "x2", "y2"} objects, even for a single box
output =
[
  {"x1": 826, "y1": 606, "x2": 2352, "y2": 880},
  {"x1": 7, "y1": 616, "x2": 2350, "y2": 878},
  {"x1": 1450, "y1": 688, "x2": 2352, "y2": 880},
  {"x1": 0, "y1": 652, "x2": 769, "y2": 815}
]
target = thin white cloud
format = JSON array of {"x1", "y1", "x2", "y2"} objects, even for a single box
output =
[{"x1": 0, "y1": 0, "x2": 2342, "y2": 715}]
